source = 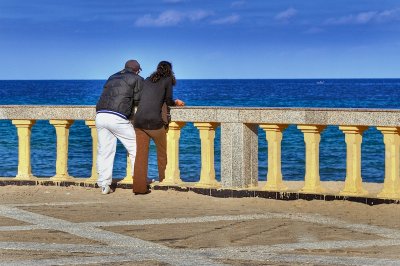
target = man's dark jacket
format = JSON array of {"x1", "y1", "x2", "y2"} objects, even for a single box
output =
[{"x1": 96, "y1": 68, "x2": 143, "y2": 118}]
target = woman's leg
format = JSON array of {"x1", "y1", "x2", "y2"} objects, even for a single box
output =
[
  {"x1": 150, "y1": 128, "x2": 167, "y2": 182},
  {"x1": 133, "y1": 128, "x2": 150, "y2": 193}
]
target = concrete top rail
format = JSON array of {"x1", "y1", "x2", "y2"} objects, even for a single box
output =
[{"x1": 1, "y1": 105, "x2": 400, "y2": 127}]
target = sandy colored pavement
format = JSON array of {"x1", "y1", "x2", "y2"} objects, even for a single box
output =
[{"x1": 0, "y1": 185, "x2": 400, "y2": 266}]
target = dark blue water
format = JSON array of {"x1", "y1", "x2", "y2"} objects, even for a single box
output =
[{"x1": 1, "y1": 79, "x2": 399, "y2": 183}]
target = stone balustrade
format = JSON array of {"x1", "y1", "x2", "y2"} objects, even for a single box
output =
[{"x1": 1, "y1": 105, "x2": 400, "y2": 201}]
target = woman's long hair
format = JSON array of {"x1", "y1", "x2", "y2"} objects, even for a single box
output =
[{"x1": 149, "y1": 61, "x2": 176, "y2": 85}]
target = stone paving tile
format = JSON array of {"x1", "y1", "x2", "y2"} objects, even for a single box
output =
[
  {"x1": 0, "y1": 229, "x2": 104, "y2": 245},
  {"x1": 218, "y1": 260, "x2": 312, "y2": 266},
  {"x1": 104, "y1": 219, "x2": 380, "y2": 249},
  {"x1": 0, "y1": 217, "x2": 30, "y2": 226},
  {"x1": 0, "y1": 250, "x2": 98, "y2": 261},
  {"x1": 288, "y1": 245, "x2": 400, "y2": 259},
  {"x1": 15, "y1": 199, "x2": 293, "y2": 223},
  {"x1": 84, "y1": 262, "x2": 170, "y2": 266}
]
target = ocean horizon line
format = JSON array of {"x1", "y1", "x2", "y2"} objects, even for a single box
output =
[{"x1": 0, "y1": 77, "x2": 400, "y2": 81}]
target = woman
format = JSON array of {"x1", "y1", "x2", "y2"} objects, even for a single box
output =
[{"x1": 133, "y1": 61, "x2": 184, "y2": 194}]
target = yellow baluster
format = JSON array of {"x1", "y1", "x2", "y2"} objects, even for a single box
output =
[
  {"x1": 84, "y1": 120, "x2": 98, "y2": 183},
  {"x1": 377, "y1": 127, "x2": 400, "y2": 199},
  {"x1": 120, "y1": 153, "x2": 133, "y2": 184},
  {"x1": 50, "y1": 120, "x2": 74, "y2": 181},
  {"x1": 339, "y1": 126, "x2": 368, "y2": 196},
  {"x1": 298, "y1": 125, "x2": 327, "y2": 193},
  {"x1": 194, "y1": 122, "x2": 220, "y2": 188},
  {"x1": 12, "y1": 120, "x2": 36, "y2": 180},
  {"x1": 260, "y1": 124, "x2": 288, "y2": 191},
  {"x1": 161, "y1": 121, "x2": 186, "y2": 185}
]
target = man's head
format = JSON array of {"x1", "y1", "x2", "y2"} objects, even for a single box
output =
[{"x1": 124, "y1": 60, "x2": 142, "y2": 73}]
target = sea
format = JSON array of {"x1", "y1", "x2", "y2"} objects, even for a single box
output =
[{"x1": 1, "y1": 79, "x2": 400, "y2": 183}]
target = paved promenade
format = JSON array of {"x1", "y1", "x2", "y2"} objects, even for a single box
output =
[{"x1": 1, "y1": 185, "x2": 400, "y2": 266}]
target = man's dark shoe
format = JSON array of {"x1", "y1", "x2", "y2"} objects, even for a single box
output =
[{"x1": 133, "y1": 190, "x2": 151, "y2": 195}]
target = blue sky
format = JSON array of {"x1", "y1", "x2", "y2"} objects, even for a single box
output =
[{"x1": 1, "y1": 0, "x2": 400, "y2": 79}]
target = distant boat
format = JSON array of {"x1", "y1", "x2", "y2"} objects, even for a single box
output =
[{"x1": 316, "y1": 80, "x2": 325, "y2": 85}]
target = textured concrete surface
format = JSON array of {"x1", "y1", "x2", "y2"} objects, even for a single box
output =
[
  {"x1": 1, "y1": 185, "x2": 400, "y2": 265},
  {"x1": 220, "y1": 123, "x2": 258, "y2": 188},
  {"x1": 1, "y1": 105, "x2": 400, "y2": 126}
]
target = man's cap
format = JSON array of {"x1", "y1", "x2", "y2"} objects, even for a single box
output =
[{"x1": 125, "y1": 60, "x2": 142, "y2": 71}]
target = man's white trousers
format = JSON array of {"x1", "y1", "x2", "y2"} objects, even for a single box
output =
[{"x1": 95, "y1": 113, "x2": 136, "y2": 187}]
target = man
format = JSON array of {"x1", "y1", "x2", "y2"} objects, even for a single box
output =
[{"x1": 95, "y1": 60, "x2": 143, "y2": 194}]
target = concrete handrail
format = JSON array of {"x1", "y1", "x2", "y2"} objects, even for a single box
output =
[{"x1": 1, "y1": 105, "x2": 400, "y2": 126}]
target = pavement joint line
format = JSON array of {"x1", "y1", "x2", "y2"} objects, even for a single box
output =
[
  {"x1": 0, "y1": 225, "x2": 43, "y2": 231},
  {"x1": 6, "y1": 201, "x2": 107, "y2": 207},
  {"x1": 200, "y1": 239, "x2": 400, "y2": 255},
  {"x1": 81, "y1": 213, "x2": 290, "y2": 227},
  {"x1": 231, "y1": 253, "x2": 400, "y2": 266},
  {"x1": 0, "y1": 242, "x2": 123, "y2": 255},
  {"x1": 296, "y1": 233, "x2": 319, "y2": 243},
  {"x1": 3, "y1": 238, "x2": 400, "y2": 256}
]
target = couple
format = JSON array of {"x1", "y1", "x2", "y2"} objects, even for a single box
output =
[{"x1": 95, "y1": 59, "x2": 185, "y2": 195}]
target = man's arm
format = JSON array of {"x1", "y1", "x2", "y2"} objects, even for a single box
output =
[
  {"x1": 128, "y1": 76, "x2": 143, "y2": 122},
  {"x1": 133, "y1": 76, "x2": 143, "y2": 106}
]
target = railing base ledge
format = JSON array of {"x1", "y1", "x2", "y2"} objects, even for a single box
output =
[
  {"x1": 151, "y1": 185, "x2": 400, "y2": 205},
  {"x1": 0, "y1": 179, "x2": 399, "y2": 205}
]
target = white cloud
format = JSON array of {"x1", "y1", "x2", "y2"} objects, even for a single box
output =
[
  {"x1": 135, "y1": 9, "x2": 212, "y2": 27},
  {"x1": 188, "y1": 10, "x2": 214, "y2": 21},
  {"x1": 135, "y1": 10, "x2": 183, "y2": 27},
  {"x1": 275, "y1": 7, "x2": 297, "y2": 21},
  {"x1": 211, "y1": 14, "x2": 240, "y2": 25},
  {"x1": 325, "y1": 12, "x2": 375, "y2": 25},
  {"x1": 231, "y1": 1, "x2": 245, "y2": 8},
  {"x1": 325, "y1": 8, "x2": 400, "y2": 25},
  {"x1": 356, "y1": 11, "x2": 377, "y2": 24},
  {"x1": 378, "y1": 8, "x2": 400, "y2": 21}
]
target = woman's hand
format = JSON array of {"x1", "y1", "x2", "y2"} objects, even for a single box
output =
[{"x1": 175, "y1": 99, "x2": 185, "y2": 106}]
